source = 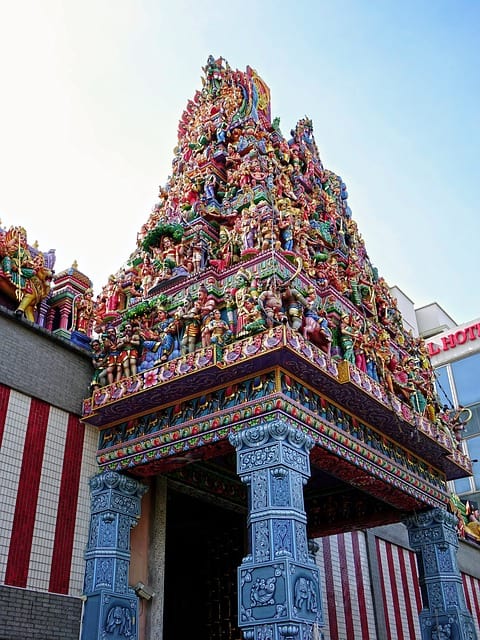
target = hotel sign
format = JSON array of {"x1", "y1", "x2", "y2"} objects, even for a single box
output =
[{"x1": 427, "y1": 322, "x2": 480, "y2": 356}]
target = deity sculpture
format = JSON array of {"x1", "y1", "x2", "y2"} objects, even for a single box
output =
[{"x1": 0, "y1": 226, "x2": 53, "y2": 321}]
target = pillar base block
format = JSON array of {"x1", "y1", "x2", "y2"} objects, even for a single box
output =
[
  {"x1": 239, "y1": 559, "x2": 322, "y2": 629},
  {"x1": 81, "y1": 592, "x2": 138, "y2": 640},
  {"x1": 419, "y1": 608, "x2": 478, "y2": 640}
]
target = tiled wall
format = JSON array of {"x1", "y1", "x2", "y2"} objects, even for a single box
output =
[
  {"x1": 317, "y1": 530, "x2": 480, "y2": 640},
  {"x1": 0, "y1": 385, "x2": 97, "y2": 595}
]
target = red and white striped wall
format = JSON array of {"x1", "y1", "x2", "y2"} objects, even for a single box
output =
[
  {"x1": 317, "y1": 531, "x2": 480, "y2": 640},
  {"x1": 0, "y1": 383, "x2": 98, "y2": 595},
  {"x1": 318, "y1": 532, "x2": 377, "y2": 640},
  {"x1": 463, "y1": 573, "x2": 480, "y2": 638},
  {"x1": 375, "y1": 536, "x2": 422, "y2": 639}
]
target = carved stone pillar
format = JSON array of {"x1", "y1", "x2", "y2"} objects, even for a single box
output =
[
  {"x1": 45, "y1": 306, "x2": 55, "y2": 332},
  {"x1": 59, "y1": 300, "x2": 72, "y2": 330},
  {"x1": 230, "y1": 421, "x2": 323, "y2": 640},
  {"x1": 81, "y1": 471, "x2": 148, "y2": 640},
  {"x1": 405, "y1": 507, "x2": 478, "y2": 640}
]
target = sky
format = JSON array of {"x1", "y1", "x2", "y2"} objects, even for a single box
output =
[{"x1": 0, "y1": 0, "x2": 478, "y2": 324}]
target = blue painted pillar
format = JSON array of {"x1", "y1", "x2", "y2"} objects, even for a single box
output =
[
  {"x1": 230, "y1": 421, "x2": 323, "y2": 640},
  {"x1": 81, "y1": 470, "x2": 148, "y2": 640},
  {"x1": 405, "y1": 508, "x2": 478, "y2": 640}
]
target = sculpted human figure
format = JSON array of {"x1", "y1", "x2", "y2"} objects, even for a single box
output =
[
  {"x1": 391, "y1": 360, "x2": 415, "y2": 403},
  {"x1": 190, "y1": 232, "x2": 207, "y2": 274},
  {"x1": 237, "y1": 297, "x2": 265, "y2": 338},
  {"x1": 278, "y1": 210, "x2": 294, "y2": 251},
  {"x1": 375, "y1": 334, "x2": 396, "y2": 394},
  {"x1": 279, "y1": 282, "x2": 307, "y2": 331},
  {"x1": 302, "y1": 293, "x2": 332, "y2": 356},
  {"x1": 0, "y1": 227, "x2": 53, "y2": 321},
  {"x1": 160, "y1": 236, "x2": 179, "y2": 275},
  {"x1": 104, "y1": 326, "x2": 122, "y2": 384},
  {"x1": 241, "y1": 206, "x2": 258, "y2": 251},
  {"x1": 90, "y1": 339, "x2": 108, "y2": 391},
  {"x1": 140, "y1": 309, "x2": 176, "y2": 367},
  {"x1": 1, "y1": 226, "x2": 35, "y2": 293},
  {"x1": 205, "y1": 308, "x2": 232, "y2": 346},
  {"x1": 339, "y1": 314, "x2": 356, "y2": 364},
  {"x1": 258, "y1": 282, "x2": 285, "y2": 328},
  {"x1": 465, "y1": 502, "x2": 480, "y2": 540},
  {"x1": 259, "y1": 215, "x2": 281, "y2": 252},
  {"x1": 180, "y1": 301, "x2": 202, "y2": 354},
  {"x1": 73, "y1": 288, "x2": 94, "y2": 334},
  {"x1": 104, "y1": 275, "x2": 124, "y2": 313},
  {"x1": 349, "y1": 315, "x2": 367, "y2": 372},
  {"x1": 117, "y1": 323, "x2": 142, "y2": 378},
  {"x1": 210, "y1": 226, "x2": 233, "y2": 270},
  {"x1": 204, "y1": 174, "x2": 219, "y2": 203},
  {"x1": 140, "y1": 255, "x2": 155, "y2": 296},
  {"x1": 14, "y1": 253, "x2": 53, "y2": 321},
  {"x1": 231, "y1": 269, "x2": 256, "y2": 335}
]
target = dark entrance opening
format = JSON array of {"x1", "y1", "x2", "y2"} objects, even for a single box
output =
[{"x1": 163, "y1": 487, "x2": 245, "y2": 640}]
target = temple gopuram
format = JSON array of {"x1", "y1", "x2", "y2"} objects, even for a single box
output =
[{"x1": 1, "y1": 57, "x2": 479, "y2": 640}]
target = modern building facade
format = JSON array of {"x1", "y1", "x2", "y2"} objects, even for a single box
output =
[{"x1": 423, "y1": 309, "x2": 480, "y2": 512}]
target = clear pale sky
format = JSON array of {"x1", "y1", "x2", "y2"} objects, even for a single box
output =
[{"x1": 0, "y1": 1, "x2": 478, "y2": 324}]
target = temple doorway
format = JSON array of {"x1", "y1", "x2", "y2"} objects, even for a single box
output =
[{"x1": 163, "y1": 487, "x2": 245, "y2": 640}]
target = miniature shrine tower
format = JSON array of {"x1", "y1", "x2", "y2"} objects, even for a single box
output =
[{"x1": 80, "y1": 57, "x2": 477, "y2": 640}]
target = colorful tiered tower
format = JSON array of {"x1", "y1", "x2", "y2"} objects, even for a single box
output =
[{"x1": 81, "y1": 57, "x2": 476, "y2": 640}]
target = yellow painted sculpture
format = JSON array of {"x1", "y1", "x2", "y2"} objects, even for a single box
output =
[{"x1": 0, "y1": 226, "x2": 53, "y2": 321}]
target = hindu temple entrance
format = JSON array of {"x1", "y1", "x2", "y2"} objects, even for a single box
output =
[
  {"x1": 79, "y1": 56, "x2": 477, "y2": 640},
  {"x1": 163, "y1": 487, "x2": 245, "y2": 640}
]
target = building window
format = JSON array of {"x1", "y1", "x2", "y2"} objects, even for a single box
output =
[
  {"x1": 463, "y1": 403, "x2": 480, "y2": 438},
  {"x1": 451, "y1": 353, "x2": 480, "y2": 406},
  {"x1": 467, "y1": 437, "x2": 480, "y2": 490},
  {"x1": 454, "y1": 476, "x2": 472, "y2": 495},
  {"x1": 442, "y1": 354, "x2": 480, "y2": 499},
  {"x1": 434, "y1": 365, "x2": 454, "y2": 407}
]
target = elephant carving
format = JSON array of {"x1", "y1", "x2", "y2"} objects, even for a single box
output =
[{"x1": 294, "y1": 576, "x2": 318, "y2": 613}]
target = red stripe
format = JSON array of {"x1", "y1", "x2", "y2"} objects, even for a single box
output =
[
  {"x1": 338, "y1": 533, "x2": 355, "y2": 638},
  {"x1": 407, "y1": 548, "x2": 422, "y2": 613},
  {"x1": 472, "y1": 576, "x2": 480, "y2": 633},
  {"x1": 376, "y1": 538, "x2": 392, "y2": 639},
  {"x1": 0, "y1": 383, "x2": 11, "y2": 447},
  {"x1": 397, "y1": 547, "x2": 416, "y2": 638},
  {"x1": 5, "y1": 398, "x2": 50, "y2": 587},
  {"x1": 473, "y1": 576, "x2": 480, "y2": 624},
  {"x1": 466, "y1": 574, "x2": 480, "y2": 622},
  {"x1": 385, "y1": 543, "x2": 405, "y2": 637},
  {"x1": 462, "y1": 574, "x2": 472, "y2": 613},
  {"x1": 470, "y1": 576, "x2": 480, "y2": 640},
  {"x1": 49, "y1": 414, "x2": 85, "y2": 594},
  {"x1": 322, "y1": 536, "x2": 339, "y2": 639},
  {"x1": 351, "y1": 531, "x2": 370, "y2": 639}
]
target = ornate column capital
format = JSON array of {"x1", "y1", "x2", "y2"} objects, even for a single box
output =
[
  {"x1": 89, "y1": 471, "x2": 147, "y2": 518},
  {"x1": 90, "y1": 470, "x2": 148, "y2": 497},
  {"x1": 405, "y1": 507, "x2": 459, "y2": 551},
  {"x1": 229, "y1": 421, "x2": 314, "y2": 453},
  {"x1": 230, "y1": 420, "x2": 314, "y2": 481}
]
